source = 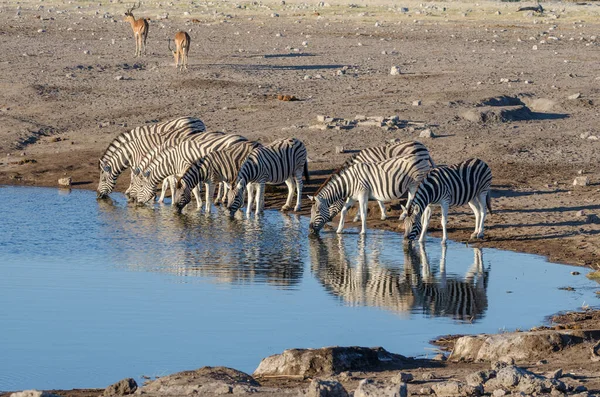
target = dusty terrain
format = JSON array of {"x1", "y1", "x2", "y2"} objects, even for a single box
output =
[{"x1": 1, "y1": 0, "x2": 600, "y2": 394}]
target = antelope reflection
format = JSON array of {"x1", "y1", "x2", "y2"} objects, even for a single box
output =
[
  {"x1": 309, "y1": 236, "x2": 489, "y2": 321},
  {"x1": 97, "y1": 202, "x2": 304, "y2": 287}
]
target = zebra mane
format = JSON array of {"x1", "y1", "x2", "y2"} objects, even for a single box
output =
[{"x1": 314, "y1": 162, "x2": 349, "y2": 196}]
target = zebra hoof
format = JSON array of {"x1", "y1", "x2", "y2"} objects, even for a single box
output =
[
  {"x1": 281, "y1": 205, "x2": 291, "y2": 212},
  {"x1": 294, "y1": 206, "x2": 301, "y2": 212},
  {"x1": 352, "y1": 216, "x2": 360, "y2": 222},
  {"x1": 380, "y1": 216, "x2": 387, "y2": 221}
]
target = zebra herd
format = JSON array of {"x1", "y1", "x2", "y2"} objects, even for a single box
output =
[{"x1": 97, "y1": 116, "x2": 493, "y2": 243}]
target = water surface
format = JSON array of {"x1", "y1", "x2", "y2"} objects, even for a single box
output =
[{"x1": 0, "y1": 186, "x2": 597, "y2": 391}]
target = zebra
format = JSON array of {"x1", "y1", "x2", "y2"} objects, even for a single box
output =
[
  {"x1": 401, "y1": 158, "x2": 493, "y2": 244},
  {"x1": 172, "y1": 141, "x2": 262, "y2": 212},
  {"x1": 97, "y1": 117, "x2": 206, "y2": 199},
  {"x1": 135, "y1": 133, "x2": 248, "y2": 212},
  {"x1": 339, "y1": 141, "x2": 436, "y2": 221},
  {"x1": 226, "y1": 138, "x2": 309, "y2": 217},
  {"x1": 308, "y1": 153, "x2": 432, "y2": 235}
]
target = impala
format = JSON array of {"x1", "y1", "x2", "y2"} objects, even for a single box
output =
[
  {"x1": 124, "y1": 2, "x2": 148, "y2": 57},
  {"x1": 169, "y1": 31, "x2": 191, "y2": 71}
]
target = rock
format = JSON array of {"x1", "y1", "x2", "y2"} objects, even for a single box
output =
[
  {"x1": 432, "y1": 353, "x2": 446, "y2": 361},
  {"x1": 140, "y1": 367, "x2": 259, "y2": 396},
  {"x1": 412, "y1": 100, "x2": 421, "y2": 106},
  {"x1": 253, "y1": 347, "x2": 411, "y2": 377},
  {"x1": 354, "y1": 379, "x2": 407, "y2": 397},
  {"x1": 568, "y1": 93, "x2": 582, "y2": 100},
  {"x1": 115, "y1": 75, "x2": 124, "y2": 81},
  {"x1": 419, "y1": 129, "x2": 434, "y2": 138},
  {"x1": 460, "y1": 106, "x2": 533, "y2": 123},
  {"x1": 83, "y1": 50, "x2": 90, "y2": 55},
  {"x1": 391, "y1": 372, "x2": 414, "y2": 383},
  {"x1": 492, "y1": 389, "x2": 507, "y2": 397},
  {"x1": 58, "y1": 177, "x2": 72, "y2": 187},
  {"x1": 335, "y1": 146, "x2": 345, "y2": 154},
  {"x1": 431, "y1": 381, "x2": 482, "y2": 396},
  {"x1": 390, "y1": 66, "x2": 401, "y2": 75},
  {"x1": 483, "y1": 366, "x2": 566, "y2": 395},
  {"x1": 466, "y1": 370, "x2": 494, "y2": 387},
  {"x1": 573, "y1": 177, "x2": 589, "y2": 186},
  {"x1": 10, "y1": 392, "x2": 62, "y2": 397},
  {"x1": 591, "y1": 340, "x2": 600, "y2": 362},
  {"x1": 478, "y1": 96, "x2": 523, "y2": 107},
  {"x1": 421, "y1": 372, "x2": 437, "y2": 380},
  {"x1": 450, "y1": 331, "x2": 567, "y2": 362},
  {"x1": 307, "y1": 379, "x2": 349, "y2": 397},
  {"x1": 103, "y1": 378, "x2": 137, "y2": 396},
  {"x1": 528, "y1": 98, "x2": 556, "y2": 112},
  {"x1": 419, "y1": 386, "x2": 434, "y2": 395}
]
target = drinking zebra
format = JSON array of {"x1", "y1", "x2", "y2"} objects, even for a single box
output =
[
  {"x1": 340, "y1": 140, "x2": 436, "y2": 221},
  {"x1": 227, "y1": 138, "x2": 309, "y2": 217},
  {"x1": 308, "y1": 153, "x2": 432, "y2": 235},
  {"x1": 97, "y1": 116, "x2": 206, "y2": 199},
  {"x1": 401, "y1": 158, "x2": 492, "y2": 243},
  {"x1": 135, "y1": 133, "x2": 248, "y2": 212},
  {"x1": 172, "y1": 141, "x2": 262, "y2": 212}
]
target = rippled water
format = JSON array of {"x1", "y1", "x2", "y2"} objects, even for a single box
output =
[{"x1": 0, "y1": 185, "x2": 597, "y2": 391}]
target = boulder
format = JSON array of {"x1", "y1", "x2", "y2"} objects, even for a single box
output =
[
  {"x1": 483, "y1": 366, "x2": 566, "y2": 395},
  {"x1": 478, "y1": 96, "x2": 523, "y2": 107},
  {"x1": 431, "y1": 381, "x2": 482, "y2": 396},
  {"x1": 450, "y1": 331, "x2": 567, "y2": 362},
  {"x1": 103, "y1": 378, "x2": 137, "y2": 396},
  {"x1": 460, "y1": 106, "x2": 533, "y2": 123},
  {"x1": 58, "y1": 177, "x2": 72, "y2": 187},
  {"x1": 354, "y1": 379, "x2": 407, "y2": 397},
  {"x1": 307, "y1": 379, "x2": 349, "y2": 397},
  {"x1": 139, "y1": 367, "x2": 259, "y2": 396},
  {"x1": 253, "y1": 346, "x2": 411, "y2": 377}
]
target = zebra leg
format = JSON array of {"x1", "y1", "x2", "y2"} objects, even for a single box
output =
[
  {"x1": 255, "y1": 183, "x2": 266, "y2": 215},
  {"x1": 337, "y1": 198, "x2": 355, "y2": 234},
  {"x1": 419, "y1": 206, "x2": 433, "y2": 243},
  {"x1": 357, "y1": 192, "x2": 369, "y2": 235},
  {"x1": 282, "y1": 178, "x2": 295, "y2": 211},
  {"x1": 468, "y1": 200, "x2": 481, "y2": 240},
  {"x1": 439, "y1": 201, "x2": 450, "y2": 244},
  {"x1": 157, "y1": 178, "x2": 169, "y2": 204},
  {"x1": 214, "y1": 183, "x2": 223, "y2": 205},
  {"x1": 246, "y1": 183, "x2": 255, "y2": 217},
  {"x1": 192, "y1": 185, "x2": 203, "y2": 210},
  {"x1": 378, "y1": 200, "x2": 387, "y2": 221},
  {"x1": 204, "y1": 182, "x2": 214, "y2": 213},
  {"x1": 352, "y1": 199, "x2": 361, "y2": 222},
  {"x1": 476, "y1": 192, "x2": 488, "y2": 239},
  {"x1": 294, "y1": 172, "x2": 303, "y2": 212}
]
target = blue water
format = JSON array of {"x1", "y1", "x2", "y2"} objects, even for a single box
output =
[{"x1": 0, "y1": 185, "x2": 597, "y2": 391}]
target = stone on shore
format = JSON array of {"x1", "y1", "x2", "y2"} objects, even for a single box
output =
[
  {"x1": 58, "y1": 177, "x2": 72, "y2": 187},
  {"x1": 139, "y1": 366, "x2": 259, "y2": 396},
  {"x1": 354, "y1": 378, "x2": 407, "y2": 397},
  {"x1": 307, "y1": 379, "x2": 349, "y2": 397},
  {"x1": 253, "y1": 346, "x2": 411, "y2": 377},
  {"x1": 103, "y1": 378, "x2": 137, "y2": 396},
  {"x1": 10, "y1": 391, "x2": 62, "y2": 397}
]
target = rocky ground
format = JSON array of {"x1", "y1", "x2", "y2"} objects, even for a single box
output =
[{"x1": 1, "y1": 0, "x2": 600, "y2": 395}]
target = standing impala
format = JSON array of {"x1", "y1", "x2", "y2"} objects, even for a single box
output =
[
  {"x1": 124, "y1": 2, "x2": 149, "y2": 57},
  {"x1": 169, "y1": 31, "x2": 191, "y2": 71}
]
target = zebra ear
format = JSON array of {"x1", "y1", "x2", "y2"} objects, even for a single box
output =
[
  {"x1": 307, "y1": 195, "x2": 314, "y2": 201},
  {"x1": 143, "y1": 170, "x2": 151, "y2": 178},
  {"x1": 132, "y1": 167, "x2": 140, "y2": 176},
  {"x1": 100, "y1": 162, "x2": 111, "y2": 173}
]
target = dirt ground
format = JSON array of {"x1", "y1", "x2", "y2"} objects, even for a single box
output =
[{"x1": 1, "y1": 0, "x2": 600, "y2": 394}]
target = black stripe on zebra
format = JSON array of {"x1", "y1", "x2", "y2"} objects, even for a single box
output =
[{"x1": 403, "y1": 158, "x2": 493, "y2": 243}]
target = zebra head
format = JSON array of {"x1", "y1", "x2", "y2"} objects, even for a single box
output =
[
  {"x1": 173, "y1": 177, "x2": 192, "y2": 213},
  {"x1": 136, "y1": 169, "x2": 156, "y2": 205},
  {"x1": 227, "y1": 179, "x2": 246, "y2": 216},
  {"x1": 125, "y1": 167, "x2": 143, "y2": 203},
  {"x1": 402, "y1": 204, "x2": 422, "y2": 242},
  {"x1": 308, "y1": 195, "x2": 330, "y2": 234},
  {"x1": 97, "y1": 161, "x2": 115, "y2": 199}
]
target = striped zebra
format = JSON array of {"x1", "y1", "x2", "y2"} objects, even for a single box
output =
[
  {"x1": 135, "y1": 133, "x2": 248, "y2": 212},
  {"x1": 97, "y1": 116, "x2": 206, "y2": 199},
  {"x1": 308, "y1": 153, "x2": 432, "y2": 235},
  {"x1": 401, "y1": 158, "x2": 493, "y2": 243},
  {"x1": 340, "y1": 141, "x2": 436, "y2": 221},
  {"x1": 172, "y1": 141, "x2": 262, "y2": 212},
  {"x1": 226, "y1": 138, "x2": 309, "y2": 217}
]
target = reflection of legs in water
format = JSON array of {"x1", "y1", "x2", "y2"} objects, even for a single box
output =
[{"x1": 465, "y1": 247, "x2": 485, "y2": 288}]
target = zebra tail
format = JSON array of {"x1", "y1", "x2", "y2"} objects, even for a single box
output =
[
  {"x1": 304, "y1": 161, "x2": 310, "y2": 182},
  {"x1": 486, "y1": 191, "x2": 493, "y2": 214}
]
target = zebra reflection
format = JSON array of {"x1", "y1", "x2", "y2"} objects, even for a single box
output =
[{"x1": 308, "y1": 237, "x2": 489, "y2": 321}]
